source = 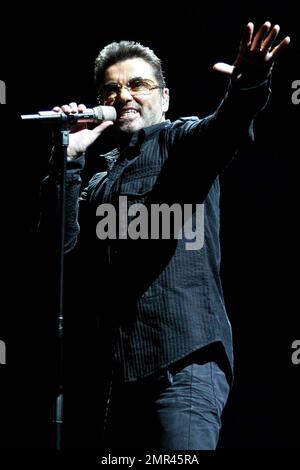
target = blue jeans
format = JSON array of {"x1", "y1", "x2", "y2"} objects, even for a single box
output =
[{"x1": 104, "y1": 360, "x2": 230, "y2": 451}]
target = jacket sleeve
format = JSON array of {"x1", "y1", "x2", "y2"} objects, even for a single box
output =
[
  {"x1": 38, "y1": 151, "x2": 109, "y2": 254},
  {"x1": 38, "y1": 153, "x2": 85, "y2": 254},
  {"x1": 174, "y1": 78, "x2": 270, "y2": 156},
  {"x1": 164, "y1": 78, "x2": 271, "y2": 202}
]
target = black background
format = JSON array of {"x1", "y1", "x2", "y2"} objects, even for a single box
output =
[{"x1": 0, "y1": 0, "x2": 299, "y2": 455}]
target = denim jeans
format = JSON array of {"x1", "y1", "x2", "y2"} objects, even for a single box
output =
[{"x1": 104, "y1": 360, "x2": 230, "y2": 451}]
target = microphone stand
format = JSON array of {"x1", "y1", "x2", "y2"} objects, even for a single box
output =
[
  {"x1": 21, "y1": 108, "x2": 115, "y2": 448},
  {"x1": 52, "y1": 116, "x2": 69, "y2": 450}
]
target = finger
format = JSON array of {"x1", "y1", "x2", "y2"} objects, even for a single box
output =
[
  {"x1": 92, "y1": 120, "x2": 114, "y2": 136},
  {"x1": 213, "y1": 62, "x2": 234, "y2": 75},
  {"x1": 69, "y1": 102, "x2": 78, "y2": 113},
  {"x1": 69, "y1": 122, "x2": 88, "y2": 133},
  {"x1": 260, "y1": 24, "x2": 280, "y2": 52},
  {"x1": 269, "y1": 36, "x2": 291, "y2": 61},
  {"x1": 250, "y1": 21, "x2": 271, "y2": 51},
  {"x1": 239, "y1": 22, "x2": 254, "y2": 51},
  {"x1": 52, "y1": 106, "x2": 63, "y2": 113},
  {"x1": 61, "y1": 104, "x2": 72, "y2": 113},
  {"x1": 78, "y1": 103, "x2": 87, "y2": 112}
]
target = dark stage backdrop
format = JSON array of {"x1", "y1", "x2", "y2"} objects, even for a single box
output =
[{"x1": 0, "y1": 0, "x2": 299, "y2": 458}]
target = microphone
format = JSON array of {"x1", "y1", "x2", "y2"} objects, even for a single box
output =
[{"x1": 21, "y1": 105, "x2": 117, "y2": 123}]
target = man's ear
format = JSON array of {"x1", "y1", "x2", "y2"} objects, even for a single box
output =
[{"x1": 162, "y1": 88, "x2": 170, "y2": 112}]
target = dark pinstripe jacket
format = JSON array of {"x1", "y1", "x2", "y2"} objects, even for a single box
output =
[{"x1": 41, "y1": 80, "x2": 270, "y2": 383}]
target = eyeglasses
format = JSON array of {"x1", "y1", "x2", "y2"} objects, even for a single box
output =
[{"x1": 98, "y1": 77, "x2": 163, "y2": 103}]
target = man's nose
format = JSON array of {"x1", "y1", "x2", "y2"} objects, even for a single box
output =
[{"x1": 116, "y1": 86, "x2": 134, "y2": 101}]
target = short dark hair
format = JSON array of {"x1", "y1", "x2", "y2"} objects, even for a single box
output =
[{"x1": 94, "y1": 40, "x2": 166, "y2": 93}]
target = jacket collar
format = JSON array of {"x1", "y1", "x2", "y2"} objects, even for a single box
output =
[{"x1": 100, "y1": 120, "x2": 171, "y2": 169}]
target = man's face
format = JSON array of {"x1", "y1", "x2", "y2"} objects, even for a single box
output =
[{"x1": 101, "y1": 58, "x2": 169, "y2": 133}]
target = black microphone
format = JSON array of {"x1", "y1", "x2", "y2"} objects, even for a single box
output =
[{"x1": 21, "y1": 105, "x2": 117, "y2": 123}]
